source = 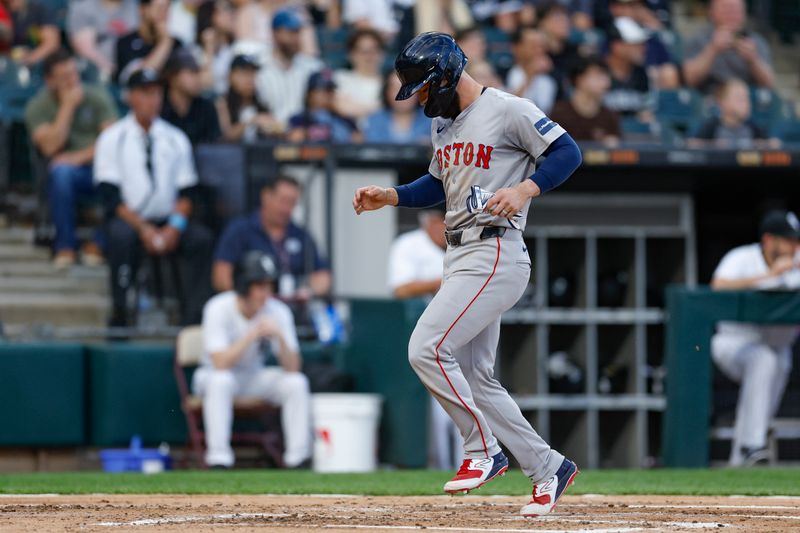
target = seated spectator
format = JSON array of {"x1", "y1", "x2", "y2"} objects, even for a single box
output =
[
  {"x1": 196, "y1": 0, "x2": 235, "y2": 95},
  {"x1": 386, "y1": 207, "x2": 463, "y2": 470},
  {"x1": 688, "y1": 78, "x2": 777, "y2": 149},
  {"x1": 287, "y1": 68, "x2": 360, "y2": 144},
  {"x1": 217, "y1": 54, "x2": 281, "y2": 142},
  {"x1": 67, "y1": 0, "x2": 139, "y2": 80},
  {"x1": 194, "y1": 250, "x2": 312, "y2": 469},
  {"x1": 466, "y1": 59, "x2": 504, "y2": 89},
  {"x1": 454, "y1": 25, "x2": 488, "y2": 64},
  {"x1": 116, "y1": 0, "x2": 183, "y2": 85},
  {"x1": 506, "y1": 25, "x2": 557, "y2": 113},
  {"x1": 24, "y1": 50, "x2": 118, "y2": 269},
  {"x1": 168, "y1": 0, "x2": 202, "y2": 46},
  {"x1": 161, "y1": 48, "x2": 221, "y2": 144},
  {"x1": 606, "y1": 0, "x2": 680, "y2": 89},
  {"x1": 256, "y1": 8, "x2": 322, "y2": 126},
  {"x1": 603, "y1": 17, "x2": 652, "y2": 119},
  {"x1": 683, "y1": 0, "x2": 774, "y2": 93},
  {"x1": 333, "y1": 28, "x2": 385, "y2": 123},
  {"x1": 94, "y1": 68, "x2": 214, "y2": 327},
  {"x1": 212, "y1": 175, "x2": 331, "y2": 303},
  {"x1": 7, "y1": 0, "x2": 60, "y2": 66},
  {"x1": 232, "y1": 0, "x2": 318, "y2": 58},
  {"x1": 363, "y1": 71, "x2": 431, "y2": 144},
  {"x1": 550, "y1": 56, "x2": 620, "y2": 144},
  {"x1": 710, "y1": 210, "x2": 800, "y2": 466},
  {"x1": 536, "y1": 1, "x2": 583, "y2": 97},
  {"x1": 463, "y1": 0, "x2": 525, "y2": 33},
  {"x1": 342, "y1": 0, "x2": 398, "y2": 41}
]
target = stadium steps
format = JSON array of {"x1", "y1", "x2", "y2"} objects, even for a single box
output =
[{"x1": 0, "y1": 227, "x2": 109, "y2": 332}]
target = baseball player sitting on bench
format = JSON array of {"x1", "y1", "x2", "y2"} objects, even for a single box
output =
[
  {"x1": 711, "y1": 209, "x2": 800, "y2": 466},
  {"x1": 193, "y1": 251, "x2": 312, "y2": 469},
  {"x1": 353, "y1": 32, "x2": 582, "y2": 517}
]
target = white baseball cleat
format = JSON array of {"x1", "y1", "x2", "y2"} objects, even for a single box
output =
[
  {"x1": 520, "y1": 458, "x2": 579, "y2": 517},
  {"x1": 443, "y1": 451, "x2": 508, "y2": 494}
]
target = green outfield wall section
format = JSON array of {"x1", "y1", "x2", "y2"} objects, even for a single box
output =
[
  {"x1": 664, "y1": 287, "x2": 800, "y2": 467},
  {"x1": 0, "y1": 343, "x2": 86, "y2": 445},
  {"x1": 88, "y1": 344, "x2": 186, "y2": 446},
  {"x1": 347, "y1": 299, "x2": 429, "y2": 468}
]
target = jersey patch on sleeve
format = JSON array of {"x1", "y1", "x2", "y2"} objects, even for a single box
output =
[{"x1": 534, "y1": 117, "x2": 559, "y2": 136}]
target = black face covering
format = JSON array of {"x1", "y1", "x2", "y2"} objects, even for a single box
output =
[{"x1": 440, "y1": 92, "x2": 461, "y2": 120}]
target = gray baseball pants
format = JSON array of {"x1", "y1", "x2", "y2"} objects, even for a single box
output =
[{"x1": 408, "y1": 228, "x2": 565, "y2": 483}]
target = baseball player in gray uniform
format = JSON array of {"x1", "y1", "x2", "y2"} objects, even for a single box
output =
[{"x1": 352, "y1": 33, "x2": 582, "y2": 517}]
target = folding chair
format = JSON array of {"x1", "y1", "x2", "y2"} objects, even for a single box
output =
[{"x1": 174, "y1": 326, "x2": 284, "y2": 468}]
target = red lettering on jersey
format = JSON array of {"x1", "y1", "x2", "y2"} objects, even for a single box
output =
[
  {"x1": 463, "y1": 142, "x2": 475, "y2": 166},
  {"x1": 452, "y1": 142, "x2": 464, "y2": 165},
  {"x1": 443, "y1": 145, "x2": 451, "y2": 168},
  {"x1": 436, "y1": 148, "x2": 443, "y2": 170},
  {"x1": 476, "y1": 144, "x2": 493, "y2": 169}
]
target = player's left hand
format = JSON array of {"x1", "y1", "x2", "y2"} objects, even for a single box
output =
[{"x1": 485, "y1": 182, "x2": 540, "y2": 219}]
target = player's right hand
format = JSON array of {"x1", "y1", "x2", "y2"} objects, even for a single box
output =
[
  {"x1": 253, "y1": 317, "x2": 282, "y2": 339},
  {"x1": 352, "y1": 186, "x2": 397, "y2": 214},
  {"x1": 769, "y1": 255, "x2": 796, "y2": 277}
]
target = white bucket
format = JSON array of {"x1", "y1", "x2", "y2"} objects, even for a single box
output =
[{"x1": 312, "y1": 393, "x2": 383, "y2": 473}]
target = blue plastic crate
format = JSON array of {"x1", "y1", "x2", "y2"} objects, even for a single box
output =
[{"x1": 99, "y1": 436, "x2": 172, "y2": 473}]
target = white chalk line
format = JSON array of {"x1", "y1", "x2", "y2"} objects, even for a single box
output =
[
  {"x1": 322, "y1": 523, "x2": 726, "y2": 532},
  {"x1": 95, "y1": 513, "x2": 291, "y2": 527}
]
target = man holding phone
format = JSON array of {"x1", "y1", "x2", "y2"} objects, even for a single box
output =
[{"x1": 683, "y1": 0, "x2": 774, "y2": 93}]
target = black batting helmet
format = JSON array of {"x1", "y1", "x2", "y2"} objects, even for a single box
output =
[
  {"x1": 233, "y1": 251, "x2": 278, "y2": 296},
  {"x1": 394, "y1": 32, "x2": 468, "y2": 118}
]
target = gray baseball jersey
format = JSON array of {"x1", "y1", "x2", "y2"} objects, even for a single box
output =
[
  {"x1": 429, "y1": 87, "x2": 566, "y2": 231},
  {"x1": 406, "y1": 88, "x2": 568, "y2": 486}
]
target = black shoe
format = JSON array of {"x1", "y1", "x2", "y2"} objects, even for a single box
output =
[
  {"x1": 287, "y1": 458, "x2": 312, "y2": 470},
  {"x1": 209, "y1": 464, "x2": 231, "y2": 470},
  {"x1": 741, "y1": 446, "x2": 770, "y2": 467}
]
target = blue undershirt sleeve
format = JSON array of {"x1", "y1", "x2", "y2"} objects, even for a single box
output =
[
  {"x1": 394, "y1": 173, "x2": 446, "y2": 208},
  {"x1": 529, "y1": 133, "x2": 582, "y2": 194}
]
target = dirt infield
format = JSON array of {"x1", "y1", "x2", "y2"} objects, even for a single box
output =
[{"x1": 2, "y1": 493, "x2": 799, "y2": 532}]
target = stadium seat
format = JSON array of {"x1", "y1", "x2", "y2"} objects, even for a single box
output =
[
  {"x1": 483, "y1": 27, "x2": 514, "y2": 79},
  {"x1": 655, "y1": 88, "x2": 703, "y2": 135},
  {"x1": 316, "y1": 27, "x2": 350, "y2": 70},
  {"x1": 776, "y1": 119, "x2": 800, "y2": 145},
  {"x1": 620, "y1": 115, "x2": 657, "y2": 143},
  {"x1": 750, "y1": 87, "x2": 788, "y2": 135},
  {"x1": 174, "y1": 326, "x2": 284, "y2": 469}
]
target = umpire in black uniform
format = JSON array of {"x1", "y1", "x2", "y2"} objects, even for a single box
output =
[{"x1": 93, "y1": 68, "x2": 213, "y2": 327}]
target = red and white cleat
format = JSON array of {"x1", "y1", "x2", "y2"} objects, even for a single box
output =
[
  {"x1": 443, "y1": 451, "x2": 508, "y2": 494},
  {"x1": 520, "y1": 458, "x2": 579, "y2": 517}
]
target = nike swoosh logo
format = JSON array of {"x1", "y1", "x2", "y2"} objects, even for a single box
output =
[{"x1": 437, "y1": 125, "x2": 446, "y2": 133}]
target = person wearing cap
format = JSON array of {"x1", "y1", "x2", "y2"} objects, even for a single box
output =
[
  {"x1": 683, "y1": 0, "x2": 774, "y2": 94},
  {"x1": 217, "y1": 54, "x2": 281, "y2": 142},
  {"x1": 256, "y1": 7, "x2": 322, "y2": 126},
  {"x1": 93, "y1": 68, "x2": 214, "y2": 327},
  {"x1": 710, "y1": 209, "x2": 800, "y2": 466},
  {"x1": 24, "y1": 49, "x2": 118, "y2": 269},
  {"x1": 606, "y1": 0, "x2": 679, "y2": 89},
  {"x1": 115, "y1": 0, "x2": 184, "y2": 85},
  {"x1": 603, "y1": 16, "x2": 653, "y2": 119},
  {"x1": 286, "y1": 68, "x2": 359, "y2": 144},
  {"x1": 195, "y1": 250, "x2": 312, "y2": 469},
  {"x1": 161, "y1": 48, "x2": 221, "y2": 144}
]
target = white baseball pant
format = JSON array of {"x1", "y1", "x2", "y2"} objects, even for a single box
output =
[
  {"x1": 193, "y1": 367, "x2": 312, "y2": 468},
  {"x1": 711, "y1": 334, "x2": 793, "y2": 465}
]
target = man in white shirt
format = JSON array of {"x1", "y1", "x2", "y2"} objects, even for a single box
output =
[
  {"x1": 387, "y1": 207, "x2": 463, "y2": 469},
  {"x1": 505, "y1": 26, "x2": 557, "y2": 114},
  {"x1": 711, "y1": 209, "x2": 800, "y2": 466},
  {"x1": 193, "y1": 250, "x2": 312, "y2": 469},
  {"x1": 94, "y1": 68, "x2": 213, "y2": 328},
  {"x1": 256, "y1": 8, "x2": 322, "y2": 126}
]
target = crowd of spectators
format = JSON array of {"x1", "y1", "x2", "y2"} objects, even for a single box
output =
[{"x1": 0, "y1": 0, "x2": 796, "y2": 304}]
